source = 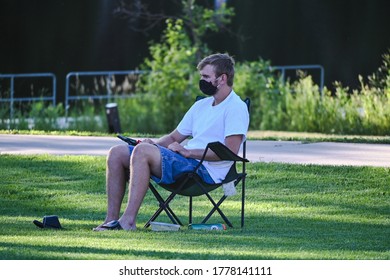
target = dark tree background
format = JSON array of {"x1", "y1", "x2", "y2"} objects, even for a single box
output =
[{"x1": 1, "y1": 0, "x2": 389, "y2": 101}]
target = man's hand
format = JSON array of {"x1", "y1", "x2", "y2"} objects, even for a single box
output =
[
  {"x1": 141, "y1": 138, "x2": 156, "y2": 144},
  {"x1": 168, "y1": 142, "x2": 191, "y2": 158}
]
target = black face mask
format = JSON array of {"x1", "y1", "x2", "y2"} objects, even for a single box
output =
[{"x1": 199, "y1": 79, "x2": 219, "y2": 96}]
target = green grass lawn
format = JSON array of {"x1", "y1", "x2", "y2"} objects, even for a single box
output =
[{"x1": 0, "y1": 154, "x2": 389, "y2": 260}]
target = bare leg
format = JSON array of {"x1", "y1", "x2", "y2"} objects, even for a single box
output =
[
  {"x1": 93, "y1": 144, "x2": 130, "y2": 231},
  {"x1": 118, "y1": 143, "x2": 162, "y2": 230}
]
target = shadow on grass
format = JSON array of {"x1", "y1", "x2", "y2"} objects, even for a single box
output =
[{"x1": 0, "y1": 240, "x2": 276, "y2": 260}]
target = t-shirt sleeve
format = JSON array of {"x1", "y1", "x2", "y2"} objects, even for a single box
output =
[
  {"x1": 224, "y1": 102, "x2": 249, "y2": 141},
  {"x1": 176, "y1": 104, "x2": 194, "y2": 137}
]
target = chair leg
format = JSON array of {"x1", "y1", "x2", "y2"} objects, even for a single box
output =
[
  {"x1": 201, "y1": 195, "x2": 233, "y2": 227},
  {"x1": 241, "y1": 178, "x2": 245, "y2": 228},
  {"x1": 189, "y1": 196, "x2": 193, "y2": 225},
  {"x1": 145, "y1": 184, "x2": 184, "y2": 228},
  {"x1": 192, "y1": 177, "x2": 234, "y2": 227},
  {"x1": 144, "y1": 194, "x2": 182, "y2": 227}
]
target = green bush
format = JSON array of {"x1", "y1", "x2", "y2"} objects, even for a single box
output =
[
  {"x1": 117, "y1": 95, "x2": 160, "y2": 134},
  {"x1": 0, "y1": 105, "x2": 10, "y2": 129},
  {"x1": 245, "y1": 49, "x2": 389, "y2": 136},
  {"x1": 67, "y1": 103, "x2": 106, "y2": 133},
  {"x1": 30, "y1": 101, "x2": 64, "y2": 131},
  {"x1": 357, "y1": 75, "x2": 390, "y2": 135},
  {"x1": 260, "y1": 63, "x2": 390, "y2": 136},
  {"x1": 234, "y1": 59, "x2": 282, "y2": 129},
  {"x1": 126, "y1": 1, "x2": 235, "y2": 134},
  {"x1": 0, "y1": 100, "x2": 63, "y2": 131},
  {"x1": 138, "y1": 19, "x2": 199, "y2": 133}
]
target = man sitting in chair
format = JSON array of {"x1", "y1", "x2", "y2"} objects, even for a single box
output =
[{"x1": 94, "y1": 53, "x2": 249, "y2": 231}]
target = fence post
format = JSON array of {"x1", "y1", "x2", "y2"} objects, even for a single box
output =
[
  {"x1": 0, "y1": 73, "x2": 57, "y2": 129},
  {"x1": 10, "y1": 77, "x2": 14, "y2": 129}
]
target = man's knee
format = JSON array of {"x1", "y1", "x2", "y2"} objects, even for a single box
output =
[
  {"x1": 131, "y1": 143, "x2": 162, "y2": 177},
  {"x1": 131, "y1": 143, "x2": 160, "y2": 162},
  {"x1": 107, "y1": 145, "x2": 129, "y2": 167}
]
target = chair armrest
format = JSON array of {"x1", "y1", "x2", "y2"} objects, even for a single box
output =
[
  {"x1": 207, "y1": 142, "x2": 249, "y2": 162},
  {"x1": 194, "y1": 141, "x2": 249, "y2": 172}
]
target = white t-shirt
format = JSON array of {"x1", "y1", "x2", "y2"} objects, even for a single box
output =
[{"x1": 176, "y1": 90, "x2": 249, "y2": 183}]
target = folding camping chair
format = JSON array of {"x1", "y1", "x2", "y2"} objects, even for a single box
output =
[{"x1": 145, "y1": 97, "x2": 250, "y2": 228}]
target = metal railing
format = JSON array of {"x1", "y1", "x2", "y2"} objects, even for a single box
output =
[
  {"x1": 65, "y1": 70, "x2": 145, "y2": 119},
  {"x1": 0, "y1": 73, "x2": 57, "y2": 125},
  {"x1": 271, "y1": 64, "x2": 325, "y2": 94},
  {"x1": 0, "y1": 65, "x2": 325, "y2": 127}
]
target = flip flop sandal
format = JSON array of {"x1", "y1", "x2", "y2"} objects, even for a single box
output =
[{"x1": 100, "y1": 220, "x2": 123, "y2": 230}]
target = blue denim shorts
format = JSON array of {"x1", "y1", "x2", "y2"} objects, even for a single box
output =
[{"x1": 128, "y1": 145, "x2": 215, "y2": 185}]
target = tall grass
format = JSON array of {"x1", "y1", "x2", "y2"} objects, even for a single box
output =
[{"x1": 277, "y1": 75, "x2": 390, "y2": 135}]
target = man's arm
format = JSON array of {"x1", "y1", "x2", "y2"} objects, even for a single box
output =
[
  {"x1": 142, "y1": 129, "x2": 188, "y2": 148},
  {"x1": 168, "y1": 134, "x2": 244, "y2": 161}
]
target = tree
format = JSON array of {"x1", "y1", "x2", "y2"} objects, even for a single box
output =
[{"x1": 114, "y1": 0, "x2": 234, "y2": 58}]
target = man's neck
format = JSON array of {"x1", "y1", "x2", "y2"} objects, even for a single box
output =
[{"x1": 213, "y1": 87, "x2": 232, "y2": 106}]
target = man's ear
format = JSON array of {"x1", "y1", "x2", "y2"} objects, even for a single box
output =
[{"x1": 221, "y1": 73, "x2": 227, "y2": 84}]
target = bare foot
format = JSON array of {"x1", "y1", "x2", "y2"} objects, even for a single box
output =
[{"x1": 118, "y1": 218, "x2": 136, "y2": 231}]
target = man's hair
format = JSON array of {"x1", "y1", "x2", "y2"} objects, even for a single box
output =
[{"x1": 197, "y1": 53, "x2": 235, "y2": 86}]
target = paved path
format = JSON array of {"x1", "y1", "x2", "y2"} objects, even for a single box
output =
[{"x1": 1, "y1": 134, "x2": 389, "y2": 167}]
